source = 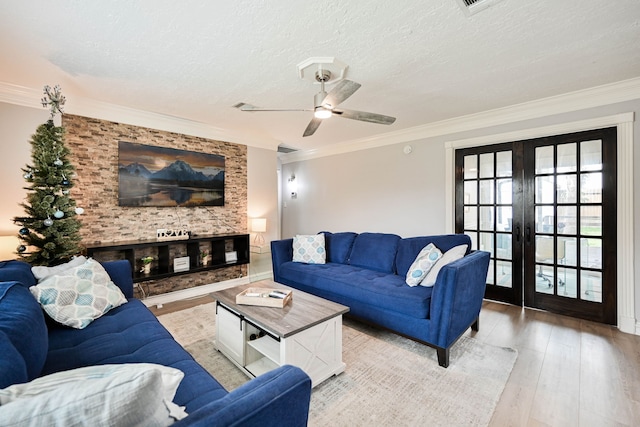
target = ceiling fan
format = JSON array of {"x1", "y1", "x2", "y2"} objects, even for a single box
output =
[{"x1": 235, "y1": 69, "x2": 396, "y2": 137}]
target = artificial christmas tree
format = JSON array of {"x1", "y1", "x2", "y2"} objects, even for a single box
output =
[{"x1": 13, "y1": 85, "x2": 83, "y2": 265}]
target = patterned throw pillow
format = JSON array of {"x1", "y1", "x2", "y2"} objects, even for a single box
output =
[
  {"x1": 405, "y1": 243, "x2": 443, "y2": 287},
  {"x1": 292, "y1": 234, "x2": 326, "y2": 264},
  {"x1": 30, "y1": 258, "x2": 127, "y2": 329},
  {"x1": 421, "y1": 244, "x2": 468, "y2": 287}
]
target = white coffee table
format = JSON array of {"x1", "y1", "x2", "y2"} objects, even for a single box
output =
[{"x1": 212, "y1": 280, "x2": 349, "y2": 387}]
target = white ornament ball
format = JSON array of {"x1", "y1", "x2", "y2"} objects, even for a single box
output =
[
  {"x1": 75, "y1": 207, "x2": 84, "y2": 215},
  {"x1": 54, "y1": 159, "x2": 63, "y2": 166},
  {"x1": 44, "y1": 218, "x2": 54, "y2": 227}
]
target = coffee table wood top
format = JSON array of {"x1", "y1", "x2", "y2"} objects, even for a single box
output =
[{"x1": 211, "y1": 280, "x2": 349, "y2": 338}]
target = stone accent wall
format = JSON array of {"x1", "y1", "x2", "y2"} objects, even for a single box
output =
[{"x1": 62, "y1": 114, "x2": 247, "y2": 297}]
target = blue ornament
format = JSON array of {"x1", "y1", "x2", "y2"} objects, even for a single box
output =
[
  {"x1": 61, "y1": 179, "x2": 70, "y2": 186},
  {"x1": 54, "y1": 210, "x2": 64, "y2": 219},
  {"x1": 17, "y1": 245, "x2": 26, "y2": 253},
  {"x1": 19, "y1": 227, "x2": 29, "y2": 236}
]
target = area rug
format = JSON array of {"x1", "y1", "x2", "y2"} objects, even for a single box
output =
[{"x1": 158, "y1": 302, "x2": 517, "y2": 426}]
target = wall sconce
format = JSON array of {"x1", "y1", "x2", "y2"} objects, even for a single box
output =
[
  {"x1": 250, "y1": 218, "x2": 267, "y2": 245},
  {"x1": 288, "y1": 174, "x2": 297, "y2": 199}
]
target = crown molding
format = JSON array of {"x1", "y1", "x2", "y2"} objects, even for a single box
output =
[
  {"x1": 0, "y1": 82, "x2": 280, "y2": 151},
  {"x1": 280, "y1": 76, "x2": 640, "y2": 164}
]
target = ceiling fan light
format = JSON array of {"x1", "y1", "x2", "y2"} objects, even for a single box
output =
[{"x1": 314, "y1": 107, "x2": 332, "y2": 119}]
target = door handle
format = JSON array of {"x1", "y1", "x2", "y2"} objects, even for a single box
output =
[
  {"x1": 515, "y1": 226, "x2": 521, "y2": 243},
  {"x1": 525, "y1": 226, "x2": 531, "y2": 244}
]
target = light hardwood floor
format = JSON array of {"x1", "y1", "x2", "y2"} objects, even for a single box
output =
[{"x1": 151, "y1": 297, "x2": 640, "y2": 426}]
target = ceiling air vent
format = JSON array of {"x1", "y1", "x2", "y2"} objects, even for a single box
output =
[
  {"x1": 277, "y1": 145, "x2": 298, "y2": 154},
  {"x1": 455, "y1": 0, "x2": 504, "y2": 15}
]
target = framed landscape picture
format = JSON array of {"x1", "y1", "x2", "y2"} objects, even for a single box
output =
[{"x1": 118, "y1": 141, "x2": 225, "y2": 207}]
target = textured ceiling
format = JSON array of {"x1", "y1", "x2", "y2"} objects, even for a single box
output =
[{"x1": 1, "y1": 0, "x2": 639, "y2": 151}]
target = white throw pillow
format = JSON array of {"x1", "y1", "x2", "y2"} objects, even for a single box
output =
[
  {"x1": 31, "y1": 256, "x2": 87, "y2": 280},
  {"x1": 0, "y1": 363, "x2": 188, "y2": 426},
  {"x1": 421, "y1": 244, "x2": 468, "y2": 287},
  {"x1": 405, "y1": 243, "x2": 443, "y2": 287},
  {"x1": 30, "y1": 258, "x2": 127, "y2": 329},
  {"x1": 292, "y1": 234, "x2": 326, "y2": 264}
]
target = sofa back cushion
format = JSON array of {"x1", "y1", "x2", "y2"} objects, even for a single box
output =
[
  {"x1": 0, "y1": 261, "x2": 37, "y2": 287},
  {"x1": 0, "y1": 281, "x2": 48, "y2": 384},
  {"x1": 348, "y1": 232, "x2": 401, "y2": 274},
  {"x1": 396, "y1": 234, "x2": 471, "y2": 277},
  {"x1": 320, "y1": 232, "x2": 358, "y2": 264}
]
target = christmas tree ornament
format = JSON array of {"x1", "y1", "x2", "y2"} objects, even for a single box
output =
[
  {"x1": 23, "y1": 172, "x2": 32, "y2": 179},
  {"x1": 19, "y1": 227, "x2": 29, "y2": 236},
  {"x1": 44, "y1": 217, "x2": 54, "y2": 227},
  {"x1": 54, "y1": 158, "x2": 63, "y2": 166},
  {"x1": 17, "y1": 245, "x2": 26, "y2": 253},
  {"x1": 74, "y1": 207, "x2": 85, "y2": 215},
  {"x1": 62, "y1": 189, "x2": 70, "y2": 195},
  {"x1": 54, "y1": 210, "x2": 64, "y2": 219},
  {"x1": 61, "y1": 178, "x2": 70, "y2": 186}
]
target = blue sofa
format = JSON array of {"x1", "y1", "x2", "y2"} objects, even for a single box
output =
[
  {"x1": 0, "y1": 259, "x2": 311, "y2": 426},
  {"x1": 272, "y1": 232, "x2": 490, "y2": 368}
]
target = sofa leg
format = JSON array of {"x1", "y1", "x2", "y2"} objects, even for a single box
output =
[
  {"x1": 437, "y1": 347, "x2": 450, "y2": 368},
  {"x1": 471, "y1": 317, "x2": 479, "y2": 332}
]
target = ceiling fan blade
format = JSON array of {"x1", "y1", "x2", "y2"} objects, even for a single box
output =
[
  {"x1": 303, "y1": 117, "x2": 322, "y2": 137},
  {"x1": 321, "y1": 80, "x2": 361, "y2": 108},
  {"x1": 234, "y1": 103, "x2": 310, "y2": 112},
  {"x1": 333, "y1": 108, "x2": 396, "y2": 125}
]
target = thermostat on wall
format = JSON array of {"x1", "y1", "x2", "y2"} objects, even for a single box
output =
[{"x1": 174, "y1": 256, "x2": 190, "y2": 272}]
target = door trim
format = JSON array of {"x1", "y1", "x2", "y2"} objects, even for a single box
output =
[{"x1": 444, "y1": 112, "x2": 636, "y2": 334}]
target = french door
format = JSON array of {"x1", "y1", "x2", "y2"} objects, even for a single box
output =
[{"x1": 455, "y1": 127, "x2": 617, "y2": 324}]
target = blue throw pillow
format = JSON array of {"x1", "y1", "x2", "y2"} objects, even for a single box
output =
[
  {"x1": 348, "y1": 233, "x2": 401, "y2": 274},
  {"x1": 0, "y1": 281, "x2": 48, "y2": 381},
  {"x1": 0, "y1": 261, "x2": 37, "y2": 287},
  {"x1": 321, "y1": 232, "x2": 358, "y2": 264}
]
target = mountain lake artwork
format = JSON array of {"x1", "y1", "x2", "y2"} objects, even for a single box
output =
[{"x1": 118, "y1": 141, "x2": 225, "y2": 207}]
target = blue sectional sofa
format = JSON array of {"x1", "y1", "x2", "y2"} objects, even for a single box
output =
[
  {"x1": 0, "y1": 259, "x2": 311, "y2": 426},
  {"x1": 272, "y1": 232, "x2": 490, "y2": 367}
]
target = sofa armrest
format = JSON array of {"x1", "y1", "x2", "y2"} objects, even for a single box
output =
[
  {"x1": 100, "y1": 260, "x2": 134, "y2": 299},
  {"x1": 429, "y1": 250, "x2": 490, "y2": 348},
  {"x1": 174, "y1": 365, "x2": 311, "y2": 427},
  {"x1": 271, "y1": 239, "x2": 293, "y2": 283}
]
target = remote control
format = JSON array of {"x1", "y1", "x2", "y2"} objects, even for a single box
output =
[{"x1": 269, "y1": 290, "x2": 287, "y2": 299}]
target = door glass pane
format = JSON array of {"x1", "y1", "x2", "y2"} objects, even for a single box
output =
[
  {"x1": 464, "y1": 181, "x2": 477, "y2": 204},
  {"x1": 535, "y1": 236, "x2": 554, "y2": 264},
  {"x1": 496, "y1": 178, "x2": 512, "y2": 204},
  {"x1": 559, "y1": 236, "x2": 577, "y2": 267},
  {"x1": 581, "y1": 140, "x2": 602, "y2": 171},
  {"x1": 581, "y1": 172, "x2": 602, "y2": 203},
  {"x1": 464, "y1": 155, "x2": 478, "y2": 179},
  {"x1": 479, "y1": 180, "x2": 494, "y2": 204},
  {"x1": 581, "y1": 238, "x2": 602, "y2": 269},
  {"x1": 496, "y1": 260, "x2": 512, "y2": 288},
  {"x1": 557, "y1": 206, "x2": 577, "y2": 235},
  {"x1": 486, "y1": 260, "x2": 495, "y2": 285},
  {"x1": 535, "y1": 146, "x2": 554, "y2": 174},
  {"x1": 581, "y1": 206, "x2": 602, "y2": 236},
  {"x1": 557, "y1": 143, "x2": 577, "y2": 173},
  {"x1": 582, "y1": 270, "x2": 602, "y2": 302},
  {"x1": 479, "y1": 232, "x2": 494, "y2": 256},
  {"x1": 535, "y1": 206, "x2": 554, "y2": 233},
  {"x1": 479, "y1": 207, "x2": 494, "y2": 230},
  {"x1": 536, "y1": 264, "x2": 554, "y2": 294},
  {"x1": 464, "y1": 206, "x2": 478, "y2": 230},
  {"x1": 480, "y1": 153, "x2": 494, "y2": 178},
  {"x1": 535, "y1": 176, "x2": 555, "y2": 203},
  {"x1": 497, "y1": 206, "x2": 512, "y2": 232},
  {"x1": 558, "y1": 267, "x2": 577, "y2": 298},
  {"x1": 466, "y1": 232, "x2": 478, "y2": 250},
  {"x1": 496, "y1": 151, "x2": 512, "y2": 177},
  {"x1": 496, "y1": 233, "x2": 512, "y2": 260},
  {"x1": 557, "y1": 174, "x2": 577, "y2": 203}
]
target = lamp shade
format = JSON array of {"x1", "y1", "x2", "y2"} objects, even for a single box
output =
[{"x1": 251, "y1": 218, "x2": 267, "y2": 233}]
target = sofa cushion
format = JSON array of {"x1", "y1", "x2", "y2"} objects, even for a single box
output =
[
  {"x1": 0, "y1": 260, "x2": 37, "y2": 287},
  {"x1": 405, "y1": 243, "x2": 443, "y2": 287},
  {"x1": 348, "y1": 232, "x2": 401, "y2": 274},
  {"x1": 320, "y1": 232, "x2": 358, "y2": 264},
  {"x1": 395, "y1": 234, "x2": 471, "y2": 278},
  {"x1": 30, "y1": 258, "x2": 127, "y2": 329},
  {"x1": 0, "y1": 281, "x2": 48, "y2": 382},
  {"x1": 292, "y1": 234, "x2": 326, "y2": 264},
  {"x1": 0, "y1": 363, "x2": 187, "y2": 426},
  {"x1": 43, "y1": 299, "x2": 228, "y2": 414},
  {"x1": 0, "y1": 331, "x2": 28, "y2": 389},
  {"x1": 278, "y1": 262, "x2": 433, "y2": 319}
]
